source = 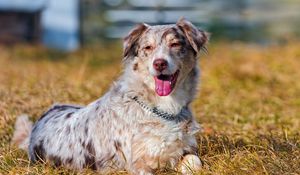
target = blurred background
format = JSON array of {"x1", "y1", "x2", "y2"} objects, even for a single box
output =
[{"x1": 0, "y1": 0, "x2": 300, "y2": 51}]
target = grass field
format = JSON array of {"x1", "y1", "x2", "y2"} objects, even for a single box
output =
[{"x1": 0, "y1": 42, "x2": 299, "y2": 175}]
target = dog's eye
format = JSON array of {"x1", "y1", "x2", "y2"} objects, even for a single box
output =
[
  {"x1": 170, "y1": 42, "x2": 181, "y2": 48},
  {"x1": 144, "y1": 45, "x2": 153, "y2": 51}
]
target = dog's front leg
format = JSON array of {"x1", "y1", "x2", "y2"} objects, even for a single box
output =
[
  {"x1": 178, "y1": 154, "x2": 202, "y2": 175},
  {"x1": 130, "y1": 162, "x2": 154, "y2": 175}
]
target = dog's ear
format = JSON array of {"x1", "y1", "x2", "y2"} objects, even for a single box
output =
[
  {"x1": 176, "y1": 18, "x2": 209, "y2": 54},
  {"x1": 123, "y1": 23, "x2": 148, "y2": 60}
]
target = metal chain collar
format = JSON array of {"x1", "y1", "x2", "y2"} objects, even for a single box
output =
[{"x1": 130, "y1": 96, "x2": 191, "y2": 123}]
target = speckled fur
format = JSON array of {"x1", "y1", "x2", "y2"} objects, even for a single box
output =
[{"x1": 12, "y1": 18, "x2": 208, "y2": 175}]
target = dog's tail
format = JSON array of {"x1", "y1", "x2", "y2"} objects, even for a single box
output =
[{"x1": 11, "y1": 114, "x2": 33, "y2": 151}]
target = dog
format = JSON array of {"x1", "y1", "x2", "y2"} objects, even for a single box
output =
[{"x1": 12, "y1": 18, "x2": 208, "y2": 175}]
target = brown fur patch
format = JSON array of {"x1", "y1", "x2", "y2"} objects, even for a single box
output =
[
  {"x1": 65, "y1": 157, "x2": 73, "y2": 164},
  {"x1": 84, "y1": 154, "x2": 96, "y2": 170},
  {"x1": 84, "y1": 141, "x2": 97, "y2": 170},
  {"x1": 65, "y1": 112, "x2": 73, "y2": 119},
  {"x1": 181, "y1": 120, "x2": 193, "y2": 133},
  {"x1": 114, "y1": 140, "x2": 127, "y2": 162},
  {"x1": 133, "y1": 63, "x2": 138, "y2": 71},
  {"x1": 161, "y1": 27, "x2": 181, "y2": 40},
  {"x1": 176, "y1": 18, "x2": 208, "y2": 54},
  {"x1": 48, "y1": 155, "x2": 62, "y2": 167},
  {"x1": 123, "y1": 24, "x2": 148, "y2": 59}
]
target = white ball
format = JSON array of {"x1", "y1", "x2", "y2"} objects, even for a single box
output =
[{"x1": 180, "y1": 155, "x2": 202, "y2": 175}]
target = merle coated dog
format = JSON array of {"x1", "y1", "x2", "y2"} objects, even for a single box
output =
[{"x1": 12, "y1": 18, "x2": 208, "y2": 175}]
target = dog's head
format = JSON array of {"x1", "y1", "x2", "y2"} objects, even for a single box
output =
[{"x1": 123, "y1": 18, "x2": 208, "y2": 96}]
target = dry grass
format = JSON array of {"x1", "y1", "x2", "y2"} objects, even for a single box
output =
[{"x1": 0, "y1": 42, "x2": 299, "y2": 175}]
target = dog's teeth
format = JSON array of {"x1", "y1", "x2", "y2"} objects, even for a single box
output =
[{"x1": 169, "y1": 81, "x2": 172, "y2": 85}]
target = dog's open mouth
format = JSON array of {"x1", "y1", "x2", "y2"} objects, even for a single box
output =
[{"x1": 154, "y1": 70, "x2": 179, "y2": 96}]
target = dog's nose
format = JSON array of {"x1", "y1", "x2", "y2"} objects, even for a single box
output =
[{"x1": 153, "y1": 59, "x2": 168, "y2": 72}]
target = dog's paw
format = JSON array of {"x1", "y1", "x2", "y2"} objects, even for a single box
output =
[{"x1": 179, "y1": 154, "x2": 202, "y2": 175}]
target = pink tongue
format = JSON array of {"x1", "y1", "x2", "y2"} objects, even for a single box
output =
[{"x1": 154, "y1": 77, "x2": 172, "y2": 96}]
